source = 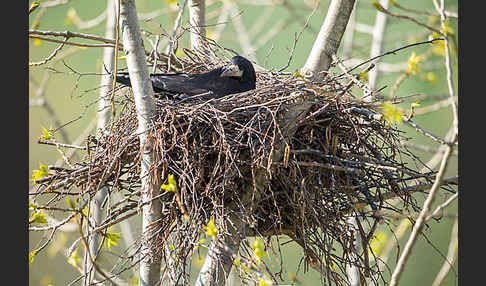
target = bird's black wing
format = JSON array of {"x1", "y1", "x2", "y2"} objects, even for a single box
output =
[
  {"x1": 149, "y1": 73, "x2": 210, "y2": 96},
  {"x1": 186, "y1": 68, "x2": 243, "y2": 97},
  {"x1": 115, "y1": 72, "x2": 211, "y2": 97}
]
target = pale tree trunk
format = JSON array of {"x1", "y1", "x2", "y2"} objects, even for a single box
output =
[
  {"x1": 346, "y1": 216, "x2": 362, "y2": 286},
  {"x1": 300, "y1": 0, "x2": 356, "y2": 80},
  {"x1": 368, "y1": 0, "x2": 389, "y2": 90},
  {"x1": 85, "y1": 0, "x2": 117, "y2": 284},
  {"x1": 119, "y1": 1, "x2": 162, "y2": 286},
  {"x1": 194, "y1": 214, "x2": 244, "y2": 286},
  {"x1": 188, "y1": 0, "x2": 206, "y2": 52}
]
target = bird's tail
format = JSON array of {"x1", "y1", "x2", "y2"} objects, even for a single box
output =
[{"x1": 115, "y1": 72, "x2": 132, "y2": 87}]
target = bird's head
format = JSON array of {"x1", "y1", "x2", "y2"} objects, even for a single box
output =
[{"x1": 220, "y1": 56, "x2": 256, "y2": 86}]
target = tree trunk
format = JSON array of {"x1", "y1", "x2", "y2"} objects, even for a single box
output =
[
  {"x1": 194, "y1": 214, "x2": 244, "y2": 286},
  {"x1": 188, "y1": 0, "x2": 206, "y2": 52},
  {"x1": 368, "y1": 0, "x2": 389, "y2": 90},
  {"x1": 119, "y1": 1, "x2": 162, "y2": 285},
  {"x1": 301, "y1": 0, "x2": 356, "y2": 80}
]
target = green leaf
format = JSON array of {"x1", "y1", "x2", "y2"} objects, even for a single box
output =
[
  {"x1": 372, "y1": 1, "x2": 387, "y2": 12},
  {"x1": 30, "y1": 210, "x2": 48, "y2": 224},
  {"x1": 40, "y1": 127, "x2": 53, "y2": 140},
  {"x1": 161, "y1": 174, "x2": 177, "y2": 192},
  {"x1": 381, "y1": 102, "x2": 403, "y2": 124},
  {"x1": 29, "y1": 1, "x2": 41, "y2": 14},
  {"x1": 68, "y1": 249, "x2": 80, "y2": 267},
  {"x1": 29, "y1": 250, "x2": 38, "y2": 265},
  {"x1": 105, "y1": 231, "x2": 121, "y2": 249},
  {"x1": 168, "y1": 174, "x2": 176, "y2": 186},
  {"x1": 203, "y1": 217, "x2": 218, "y2": 240},
  {"x1": 65, "y1": 7, "x2": 77, "y2": 26},
  {"x1": 32, "y1": 163, "x2": 50, "y2": 182}
]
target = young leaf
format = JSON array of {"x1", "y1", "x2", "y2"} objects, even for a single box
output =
[
  {"x1": 30, "y1": 210, "x2": 48, "y2": 224},
  {"x1": 405, "y1": 52, "x2": 423, "y2": 75},
  {"x1": 68, "y1": 249, "x2": 80, "y2": 267},
  {"x1": 31, "y1": 163, "x2": 50, "y2": 182},
  {"x1": 40, "y1": 127, "x2": 53, "y2": 140},
  {"x1": 161, "y1": 174, "x2": 177, "y2": 192},
  {"x1": 203, "y1": 217, "x2": 218, "y2": 240},
  {"x1": 29, "y1": 250, "x2": 38, "y2": 265},
  {"x1": 381, "y1": 102, "x2": 403, "y2": 124},
  {"x1": 105, "y1": 231, "x2": 121, "y2": 249}
]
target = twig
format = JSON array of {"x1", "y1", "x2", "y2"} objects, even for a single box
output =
[
  {"x1": 29, "y1": 35, "x2": 116, "y2": 49},
  {"x1": 340, "y1": 38, "x2": 443, "y2": 76},
  {"x1": 402, "y1": 117, "x2": 450, "y2": 146},
  {"x1": 431, "y1": 217, "x2": 458, "y2": 286},
  {"x1": 388, "y1": 73, "x2": 408, "y2": 101},
  {"x1": 110, "y1": 0, "x2": 121, "y2": 131},
  {"x1": 29, "y1": 30, "x2": 119, "y2": 45},
  {"x1": 419, "y1": 128, "x2": 455, "y2": 174},
  {"x1": 389, "y1": 134, "x2": 456, "y2": 286},
  {"x1": 277, "y1": 4, "x2": 316, "y2": 72},
  {"x1": 30, "y1": 199, "x2": 89, "y2": 232},
  {"x1": 165, "y1": 0, "x2": 189, "y2": 55},
  {"x1": 375, "y1": 219, "x2": 411, "y2": 272},
  {"x1": 38, "y1": 139, "x2": 88, "y2": 150},
  {"x1": 301, "y1": 0, "x2": 356, "y2": 79},
  {"x1": 368, "y1": 0, "x2": 389, "y2": 90},
  {"x1": 352, "y1": 176, "x2": 458, "y2": 210},
  {"x1": 29, "y1": 38, "x2": 67, "y2": 66},
  {"x1": 70, "y1": 10, "x2": 107, "y2": 30},
  {"x1": 426, "y1": 192, "x2": 458, "y2": 221},
  {"x1": 413, "y1": 96, "x2": 457, "y2": 115},
  {"x1": 209, "y1": 1, "x2": 232, "y2": 42},
  {"x1": 332, "y1": 54, "x2": 374, "y2": 97},
  {"x1": 400, "y1": 141, "x2": 458, "y2": 156},
  {"x1": 40, "y1": 0, "x2": 69, "y2": 8},
  {"x1": 373, "y1": 2, "x2": 441, "y2": 34},
  {"x1": 432, "y1": 0, "x2": 458, "y2": 137}
]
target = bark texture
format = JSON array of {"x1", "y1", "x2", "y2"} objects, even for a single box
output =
[{"x1": 301, "y1": 0, "x2": 356, "y2": 80}]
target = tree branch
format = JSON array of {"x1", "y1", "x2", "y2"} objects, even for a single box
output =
[
  {"x1": 188, "y1": 0, "x2": 206, "y2": 52},
  {"x1": 300, "y1": 0, "x2": 356, "y2": 80}
]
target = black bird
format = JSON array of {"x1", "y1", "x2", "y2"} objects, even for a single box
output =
[{"x1": 115, "y1": 55, "x2": 256, "y2": 99}]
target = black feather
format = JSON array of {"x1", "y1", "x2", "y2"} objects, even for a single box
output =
[{"x1": 115, "y1": 56, "x2": 256, "y2": 99}]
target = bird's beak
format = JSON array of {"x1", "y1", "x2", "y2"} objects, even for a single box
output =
[{"x1": 220, "y1": 64, "x2": 243, "y2": 78}]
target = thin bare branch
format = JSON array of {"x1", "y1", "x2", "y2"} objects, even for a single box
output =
[
  {"x1": 431, "y1": 217, "x2": 458, "y2": 286},
  {"x1": 432, "y1": 0, "x2": 458, "y2": 136},
  {"x1": 389, "y1": 134, "x2": 456, "y2": 286},
  {"x1": 29, "y1": 38, "x2": 67, "y2": 66}
]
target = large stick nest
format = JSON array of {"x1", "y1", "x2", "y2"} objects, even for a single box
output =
[{"x1": 33, "y1": 49, "x2": 453, "y2": 283}]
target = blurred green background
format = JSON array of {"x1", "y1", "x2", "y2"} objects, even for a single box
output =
[{"x1": 29, "y1": 0, "x2": 458, "y2": 285}]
